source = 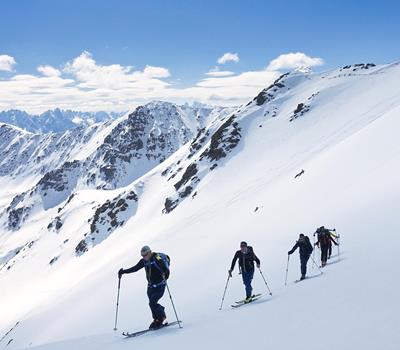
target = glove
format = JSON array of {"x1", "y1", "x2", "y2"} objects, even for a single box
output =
[
  {"x1": 228, "y1": 270, "x2": 232, "y2": 278},
  {"x1": 256, "y1": 263, "x2": 260, "y2": 268},
  {"x1": 162, "y1": 273, "x2": 166, "y2": 281},
  {"x1": 287, "y1": 251, "x2": 291, "y2": 255},
  {"x1": 118, "y1": 268, "x2": 124, "y2": 278}
]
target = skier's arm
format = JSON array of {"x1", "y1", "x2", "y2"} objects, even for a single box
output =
[
  {"x1": 253, "y1": 251, "x2": 261, "y2": 266},
  {"x1": 288, "y1": 242, "x2": 299, "y2": 255},
  {"x1": 123, "y1": 259, "x2": 145, "y2": 274},
  {"x1": 230, "y1": 252, "x2": 239, "y2": 271}
]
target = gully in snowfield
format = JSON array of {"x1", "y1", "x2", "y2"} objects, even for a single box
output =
[
  {"x1": 288, "y1": 233, "x2": 313, "y2": 280},
  {"x1": 229, "y1": 241, "x2": 261, "y2": 302},
  {"x1": 118, "y1": 246, "x2": 170, "y2": 329}
]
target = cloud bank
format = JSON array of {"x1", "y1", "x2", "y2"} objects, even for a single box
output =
[{"x1": 0, "y1": 51, "x2": 324, "y2": 113}]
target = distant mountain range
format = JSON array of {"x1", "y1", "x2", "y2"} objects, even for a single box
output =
[{"x1": 0, "y1": 109, "x2": 126, "y2": 133}]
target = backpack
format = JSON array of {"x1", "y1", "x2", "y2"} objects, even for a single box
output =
[
  {"x1": 318, "y1": 230, "x2": 331, "y2": 245},
  {"x1": 305, "y1": 236, "x2": 313, "y2": 254},
  {"x1": 154, "y1": 253, "x2": 170, "y2": 272}
]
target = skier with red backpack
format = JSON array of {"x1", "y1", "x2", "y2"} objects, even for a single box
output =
[
  {"x1": 314, "y1": 226, "x2": 338, "y2": 267},
  {"x1": 118, "y1": 246, "x2": 170, "y2": 329}
]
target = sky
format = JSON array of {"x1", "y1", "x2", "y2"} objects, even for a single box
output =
[{"x1": 0, "y1": 0, "x2": 399, "y2": 113}]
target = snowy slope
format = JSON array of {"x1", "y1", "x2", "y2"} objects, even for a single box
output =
[{"x1": 1, "y1": 63, "x2": 400, "y2": 350}]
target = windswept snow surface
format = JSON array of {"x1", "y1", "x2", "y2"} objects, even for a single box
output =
[{"x1": 1, "y1": 63, "x2": 400, "y2": 350}]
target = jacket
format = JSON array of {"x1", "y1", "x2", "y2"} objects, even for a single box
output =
[
  {"x1": 124, "y1": 252, "x2": 170, "y2": 286},
  {"x1": 230, "y1": 246, "x2": 260, "y2": 273}
]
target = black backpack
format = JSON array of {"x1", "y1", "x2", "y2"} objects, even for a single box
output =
[
  {"x1": 318, "y1": 230, "x2": 331, "y2": 245},
  {"x1": 305, "y1": 236, "x2": 313, "y2": 254}
]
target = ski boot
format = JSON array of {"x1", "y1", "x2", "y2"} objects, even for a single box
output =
[
  {"x1": 244, "y1": 296, "x2": 253, "y2": 304},
  {"x1": 150, "y1": 316, "x2": 167, "y2": 329}
]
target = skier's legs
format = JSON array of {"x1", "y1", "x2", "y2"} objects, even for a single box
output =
[
  {"x1": 241, "y1": 270, "x2": 254, "y2": 298},
  {"x1": 321, "y1": 246, "x2": 328, "y2": 265},
  {"x1": 147, "y1": 284, "x2": 166, "y2": 320},
  {"x1": 300, "y1": 255, "x2": 309, "y2": 276},
  {"x1": 328, "y1": 243, "x2": 332, "y2": 258}
]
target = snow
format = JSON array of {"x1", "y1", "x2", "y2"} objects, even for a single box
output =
[{"x1": 1, "y1": 63, "x2": 400, "y2": 350}]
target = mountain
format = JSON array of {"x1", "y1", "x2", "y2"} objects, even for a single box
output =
[
  {"x1": 0, "y1": 109, "x2": 125, "y2": 133},
  {"x1": 0, "y1": 101, "x2": 232, "y2": 232},
  {"x1": 0, "y1": 63, "x2": 399, "y2": 350}
]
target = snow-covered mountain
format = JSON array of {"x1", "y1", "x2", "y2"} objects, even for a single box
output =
[
  {"x1": 1, "y1": 62, "x2": 399, "y2": 350},
  {"x1": 0, "y1": 109, "x2": 125, "y2": 133},
  {"x1": 0, "y1": 101, "x2": 232, "y2": 232}
]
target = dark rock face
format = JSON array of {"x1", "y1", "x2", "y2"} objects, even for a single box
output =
[
  {"x1": 90, "y1": 190, "x2": 138, "y2": 234},
  {"x1": 163, "y1": 198, "x2": 178, "y2": 214},
  {"x1": 289, "y1": 92, "x2": 319, "y2": 122},
  {"x1": 163, "y1": 114, "x2": 242, "y2": 214},
  {"x1": 47, "y1": 216, "x2": 63, "y2": 232},
  {"x1": 290, "y1": 103, "x2": 310, "y2": 122},
  {"x1": 49, "y1": 256, "x2": 59, "y2": 265},
  {"x1": 174, "y1": 164, "x2": 198, "y2": 191},
  {"x1": 75, "y1": 240, "x2": 88, "y2": 255},
  {"x1": 38, "y1": 161, "x2": 81, "y2": 193},
  {"x1": 341, "y1": 63, "x2": 376, "y2": 71},
  {"x1": 254, "y1": 73, "x2": 290, "y2": 106},
  {"x1": 200, "y1": 115, "x2": 241, "y2": 162},
  {"x1": 71, "y1": 190, "x2": 140, "y2": 256},
  {"x1": 7, "y1": 205, "x2": 32, "y2": 231},
  {"x1": 189, "y1": 128, "x2": 209, "y2": 158}
]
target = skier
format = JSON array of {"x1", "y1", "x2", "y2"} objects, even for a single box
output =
[
  {"x1": 288, "y1": 233, "x2": 313, "y2": 280},
  {"x1": 118, "y1": 246, "x2": 170, "y2": 329},
  {"x1": 314, "y1": 227, "x2": 338, "y2": 267},
  {"x1": 228, "y1": 241, "x2": 261, "y2": 303}
]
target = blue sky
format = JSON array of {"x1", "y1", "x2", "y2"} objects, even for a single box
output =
[{"x1": 1, "y1": 0, "x2": 399, "y2": 112}]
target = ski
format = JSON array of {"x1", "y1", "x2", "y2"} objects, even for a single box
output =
[
  {"x1": 122, "y1": 320, "x2": 182, "y2": 338},
  {"x1": 294, "y1": 278, "x2": 307, "y2": 283},
  {"x1": 231, "y1": 295, "x2": 263, "y2": 308},
  {"x1": 234, "y1": 293, "x2": 262, "y2": 304}
]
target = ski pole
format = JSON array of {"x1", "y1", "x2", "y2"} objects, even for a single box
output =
[
  {"x1": 335, "y1": 229, "x2": 340, "y2": 261},
  {"x1": 113, "y1": 276, "x2": 121, "y2": 331},
  {"x1": 165, "y1": 282, "x2": 182, "y2": 328},
  {"x1": 257, "y1": 267, "x2": 272, "y2": 296},
  {"x1": 285, "y1": 255, "x2": 290, "y2": 286},
  {"x1": 312, "y1": 234, "x2": 316, "y2": 268},
  {"x1": 310, "y1": 255, "x2": 323, "y2": 275},
  {"x1": 219, "y1": 275, "x2": 230, "y2": 310}
]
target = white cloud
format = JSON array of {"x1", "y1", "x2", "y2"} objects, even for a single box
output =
[
  {"x1": 0, "y1": 54, "x2": 16, "y2": 71},
  {"x1": 267, "y1": 52, "x2": 324, "y2": 71},
  {"x1": 205, "y1": 71, "x2": 235, "y2": 77},
  {"x1": 37, "y1": 65, "x2": 61, "y2": 77},
  {"x1": 217, "y1": 52, "x2": 239, "y2": 65},
  {"x1": 0, "y1": 51, "x2": 324, "y2": 113},
  {"x1": 63, "y1": 51, "x2": 170, "y2": 90},
  {"x1": 205, "y1": 67, "x2": 235, "y2": 77},
  {"x1": 143, "y1": 65, "x2": 170, "y2": 78}
]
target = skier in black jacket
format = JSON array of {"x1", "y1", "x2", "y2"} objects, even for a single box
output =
[
  {"x1": 229, "y1": 241, "x2": 260, "y2": 302},
  {"x1": 314, "y1": 226, "x2": 338, "y2": 267},
  {"x1": 118, "y1": 246, "x2": 170, "y2": 329},
  {"x1": 288, "y1": 234, "x2": 313, "y2": 280}
]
